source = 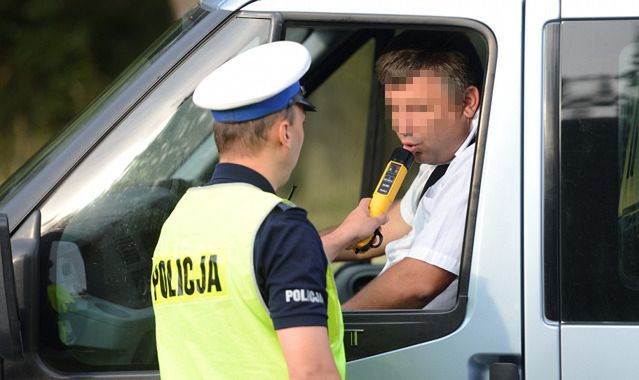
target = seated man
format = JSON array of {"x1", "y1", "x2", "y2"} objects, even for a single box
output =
[{"x1": 336, "y1": 31, "x2": 483, "y2": 310}]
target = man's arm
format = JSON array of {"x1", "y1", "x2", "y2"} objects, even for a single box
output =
[
  {"x1": 342, "y1": 257, "x2": 456, "y2": 310},
  {"x1": 330, "y1": 201, "x2": 411, "y2": 262},
  {"x1": 277, "y1": 326, "x2": 341, "y2": 380}
]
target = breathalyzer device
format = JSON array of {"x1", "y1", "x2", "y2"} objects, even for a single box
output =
[{"x1": 354, "y1": 148, "x2": 414, "y2": 253}]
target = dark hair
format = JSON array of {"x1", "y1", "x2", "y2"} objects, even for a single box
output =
[
  {"x1": 213, "y1": 106, "x2": 295, "y2": 155},
  {"x1": 376, "y1": 31, "x2": 483, "y2": 100}
]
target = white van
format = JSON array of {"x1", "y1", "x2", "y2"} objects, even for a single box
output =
[{"x1": 1, "y1": 0, "x2": 638, "y2": 378}]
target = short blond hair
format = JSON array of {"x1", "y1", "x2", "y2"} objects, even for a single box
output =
[{"x1": 213, "y1": 106, "x2": 295, "y2": 155}]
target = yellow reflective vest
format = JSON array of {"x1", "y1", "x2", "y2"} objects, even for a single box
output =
[{"x1": 151, "y1": 183, "x2": 345, "y2": 379}]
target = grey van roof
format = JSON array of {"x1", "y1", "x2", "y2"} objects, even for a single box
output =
[{"x1": 200, "y1": 0, "x2": 253, "y2": 11}]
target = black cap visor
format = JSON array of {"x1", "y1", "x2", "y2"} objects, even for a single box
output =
[{"x1": 288, "y1": 88, "x2": 316, "y2": 112}]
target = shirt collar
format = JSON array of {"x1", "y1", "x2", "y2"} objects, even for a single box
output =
[
  {"x1": 208, "y1": 163, "x2": 275, "y2": 194},
  {"x1": 453, "y1": 112, "x2": 479, "y2": 158}
]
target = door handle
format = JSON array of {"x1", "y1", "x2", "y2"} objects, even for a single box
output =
[{"x1": 489, "y1": 362, "x2": 520, "y2": 380}]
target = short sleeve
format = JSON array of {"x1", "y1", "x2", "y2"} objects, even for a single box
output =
[{"x1": 254, "y1": 206, "x2": 329, "y2": 330}]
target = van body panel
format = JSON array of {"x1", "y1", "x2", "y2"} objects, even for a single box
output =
[
  {"x1": 523, "y1": 0, "x2": 561, "y2": 379},
  {"x1": 213, "y1": 0, "x2": 254, "y2": 11},
  {"x1": 561, "y1": 326, "x2": 639, "y2": 379},
  {"x1": 562, "y1": 0, "x2": 639, "y2": 18},
  {"x1": 243, "y1": 0, "x2": 507, "y2": 21}
]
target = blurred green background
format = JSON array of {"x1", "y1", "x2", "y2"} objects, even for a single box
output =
[{"x1": 0, "y1": 0, "x2": 197, "y2": 183}]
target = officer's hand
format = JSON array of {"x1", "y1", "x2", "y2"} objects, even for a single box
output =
[
  {"x1": 343, "y1": 198, "x2": 389, "y2": 243},
  {"x1": 321, "y1": 198, "x2": 388, "y2": 261}
]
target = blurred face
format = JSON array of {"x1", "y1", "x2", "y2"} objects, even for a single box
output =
[{"x1": 385, "y1": 70, "x2": 470, "y2": 164}]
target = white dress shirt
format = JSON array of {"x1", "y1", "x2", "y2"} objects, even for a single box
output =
[{"x1": 381, "y1": 115, "x2": 478, "y2": 310}]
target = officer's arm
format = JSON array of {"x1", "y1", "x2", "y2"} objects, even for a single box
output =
[
  {"x1": 342, "y1": 257, "x2": 456, "y2": 310},
  {"x1": 276, "y1": 326, "x2": 341, "y2": 380},
  {"x1": 331, "y1": 201, "x2": 411, "y2": 261}
]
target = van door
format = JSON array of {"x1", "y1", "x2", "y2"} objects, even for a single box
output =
[{"x1": 238, "y1": 0, "x2": 525, "y2": 377}]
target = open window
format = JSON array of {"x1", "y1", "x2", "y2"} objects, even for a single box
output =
[{"x1": 275, "y1": 14, "x2": 494, "y2": 360}]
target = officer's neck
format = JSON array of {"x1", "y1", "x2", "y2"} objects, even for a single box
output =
[{"x1": 219, "y1": 150, "x2": 288, "y2": 192}]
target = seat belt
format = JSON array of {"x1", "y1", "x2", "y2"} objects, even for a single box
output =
[
  {"x1": 418, "y1": 135, "x2": 476, "y2": 199},
  {"x1": 419, "y1": 164, "x2": 450, "y2": 199}
]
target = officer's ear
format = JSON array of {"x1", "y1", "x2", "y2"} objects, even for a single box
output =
[{"x1": 275, "y1": 116, "x2": 292, "y2": 148}]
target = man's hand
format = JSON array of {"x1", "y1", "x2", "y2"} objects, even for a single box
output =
[
  {"x1": 277, "y1": 326, "x2": 341, "y2": 380},
  {"x1": 321, "y1": 198, "x2": 388, "y2": 261}
]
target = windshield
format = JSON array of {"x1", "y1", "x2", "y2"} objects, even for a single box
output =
[{"x1": 0, "y1": 6, "x2": 215, "y2": 208}]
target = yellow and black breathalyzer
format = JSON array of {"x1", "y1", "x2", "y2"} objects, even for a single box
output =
[{"x1": 354, "y1": 147, "x2": 414, "y2": 253}]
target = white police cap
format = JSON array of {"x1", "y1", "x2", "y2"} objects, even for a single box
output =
[{"x1": 193, "y1": 41, "x2": 315, "y2": 123}]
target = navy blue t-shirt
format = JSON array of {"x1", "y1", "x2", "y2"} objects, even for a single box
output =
[{"x1": 209, "y1": 163, "x2": 328, "y2": 330}]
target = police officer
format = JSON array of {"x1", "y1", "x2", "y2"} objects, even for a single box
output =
[{"x1": 151, "y1": 41, "x2": 387, "y2": 379}]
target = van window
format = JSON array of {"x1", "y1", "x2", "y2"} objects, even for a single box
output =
[
  {"x1": 37, "y1": 17, "x2": 270, "y2": 372},
  {"x1": 278, "y1": 28, "x2": 373, "y2": 229},
  {"x1": 558, "y1": 19, "x2": 639, "y2": 322},
  {"x1": 279, "y1": 20, "x2": 491, "y2": 360}
]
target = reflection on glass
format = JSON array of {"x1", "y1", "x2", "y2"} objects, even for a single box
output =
[
  {"x1": 618, "y1": 41, "x2": 639, "y2": 290},
  {"x1": 559, "y1": 20, "x2": 639, "y2": 322},
  {"x1": 43, "y1": 99, "x2": 215, "y2": 368},
  {"x1": 37, "y1": 16, "x2": 271, "y2": 371}
]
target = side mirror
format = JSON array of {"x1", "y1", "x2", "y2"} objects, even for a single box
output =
[{"x1": 0, "y1": 214, "x2": 23, "y2": 360}]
